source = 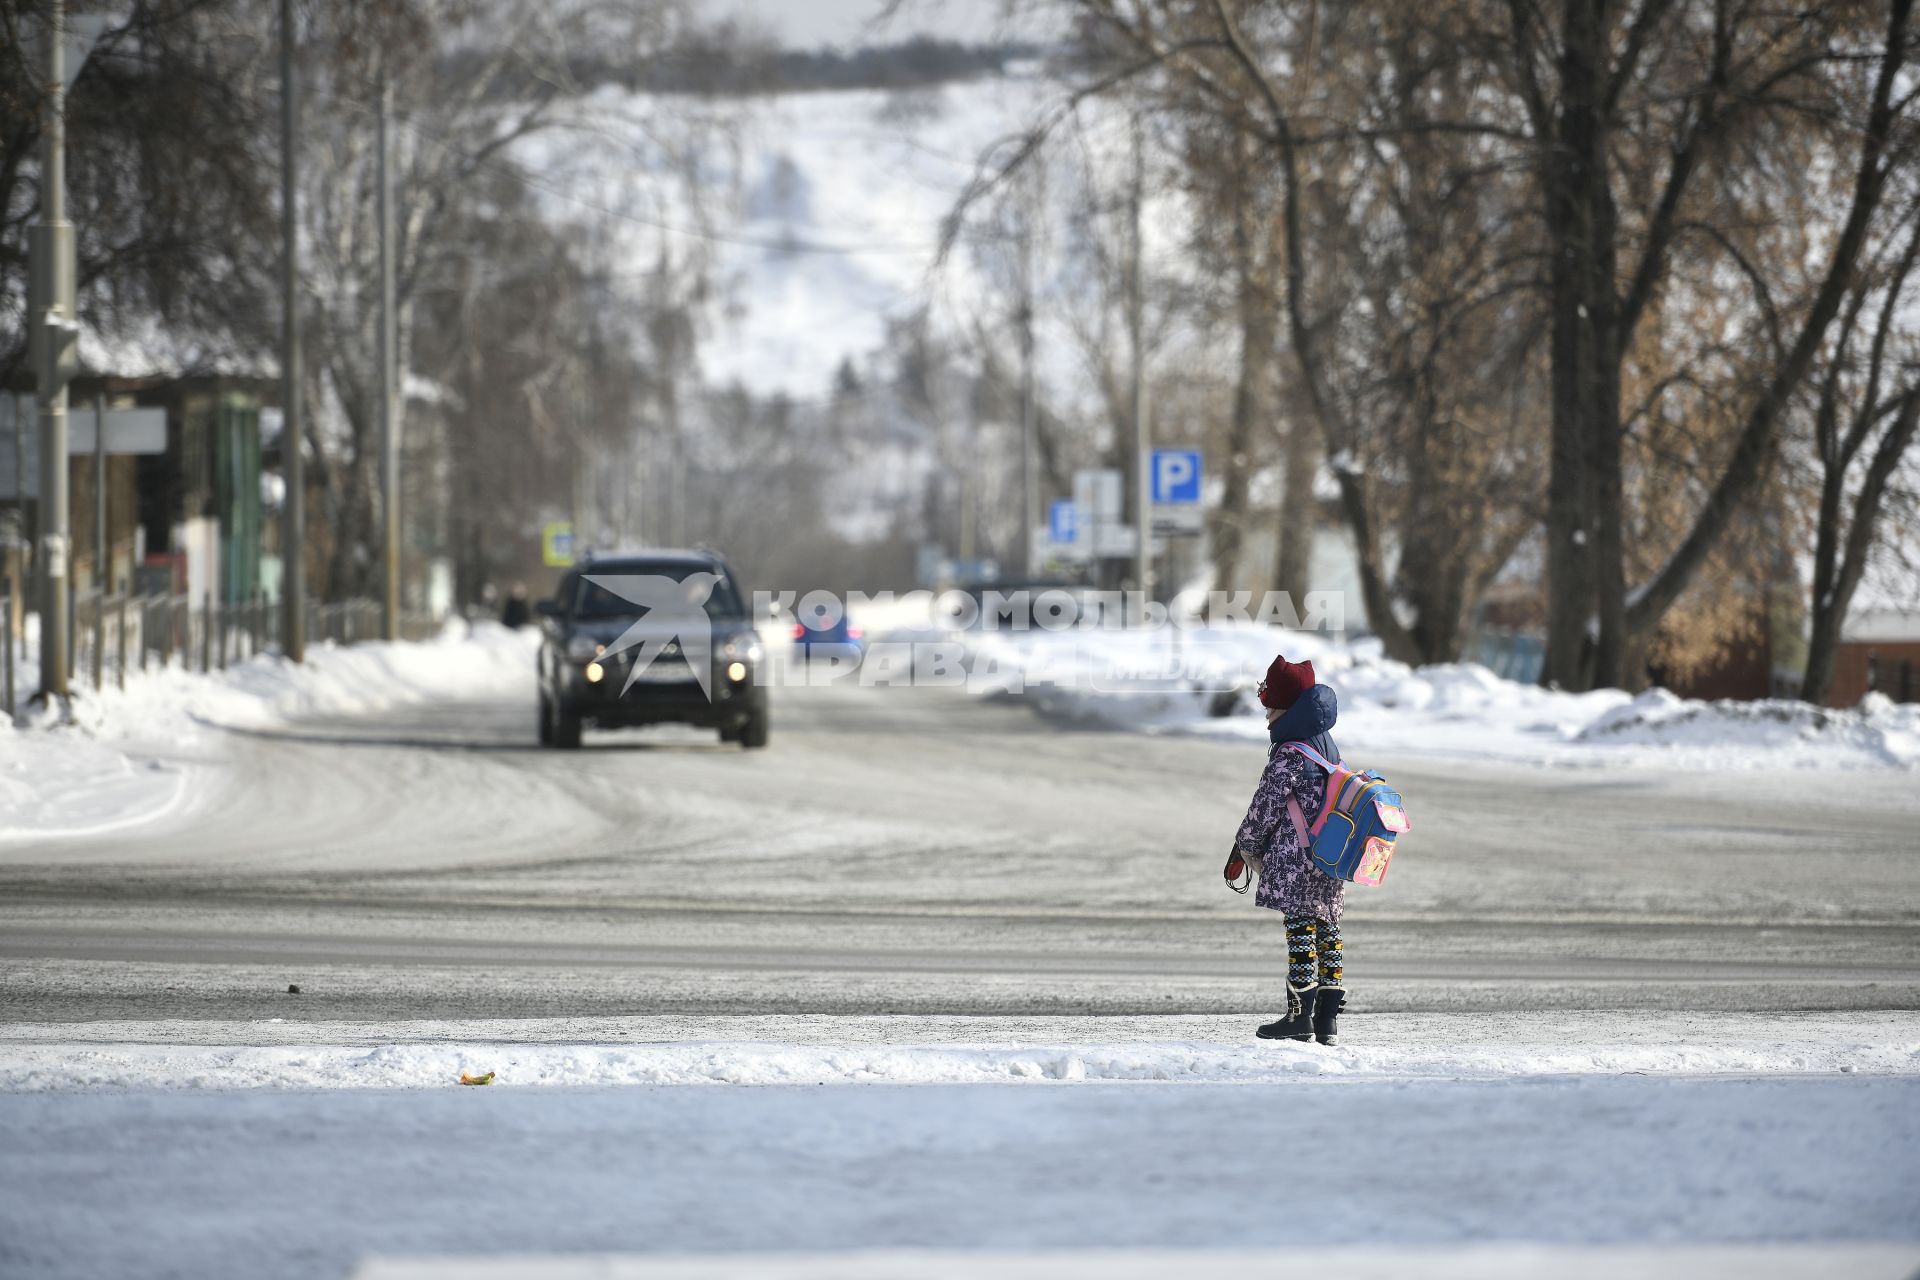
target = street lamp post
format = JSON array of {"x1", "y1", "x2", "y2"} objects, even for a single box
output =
[
  {"x1": 31, "y1": 0, "x2": 78, "y2": 700},
  {"x1": 280, "y1": 0, "x2": 306, "y2": 661},
  {"x1": 1128, "y1": 114, "x2": 1151, "y2": 618}
]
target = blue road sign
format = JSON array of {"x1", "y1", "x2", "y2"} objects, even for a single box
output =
[
  {"x1": 1151, "y1": 449, "x2": 1202, "y2": 505},
  {"x1": 542, "y1": 522, "x2": 577, "y2": 567},
  {"x1": 1049, "y1": 499, "x2": 1078, "y2": 543}
]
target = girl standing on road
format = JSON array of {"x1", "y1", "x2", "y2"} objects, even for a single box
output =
[{"x1": 1230, "y1": 654, "x2": 1348, "y2": 1044}]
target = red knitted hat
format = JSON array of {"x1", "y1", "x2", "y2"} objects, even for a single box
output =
[{"x1": 1258, "y1": 654, "x2": 1315, "y2": 710}]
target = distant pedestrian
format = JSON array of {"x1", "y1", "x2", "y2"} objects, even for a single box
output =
[
  {"x1": 501, "y1": 583, "x2": 531, "y2": 630},
  {"x1": 1229, "y1": 654, "x2": 1349, "y2": 1044}
]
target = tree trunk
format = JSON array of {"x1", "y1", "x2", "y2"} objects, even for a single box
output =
[
  {"x1": 1211, "y1": 324, "x2": 1267, "y2": 591},
  {"x1": 1273, "y1": 409, "x2": 1316, "y2": 604},
  {"x1": 1206, "y1": 1, "x2": 1423, "y2": 663},
  {"x1": 1211, "y1": 128, "x2": 1271, "y2": 593},
  {"x1": 1802, "y1": 599, "x2": 1845, "y2": 708},
  {"x1": 1624, "y1": 0, "x2": 1913, "y2": 655},
  {"x1": 1801, "y1": 433, "x2": 1849, "y2": 706},
  {"x1": 1803, "y1": 392, "x2": 1920, "y2": 705},
  {"x1": 1542, "y1": 0, "x2": 1621, "y2": 691}
]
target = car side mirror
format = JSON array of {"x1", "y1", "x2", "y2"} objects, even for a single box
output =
[{"x1": 535, "y1": 599, "x2": 560, "y2": 618}]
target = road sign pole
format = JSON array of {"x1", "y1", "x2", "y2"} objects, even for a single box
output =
[
  {"x1": 280, "y1": 0, "x2": 305, "y2": 662},
  {"x1": 1129, "y1": 114, "x2": 1151, "y2": 619}
]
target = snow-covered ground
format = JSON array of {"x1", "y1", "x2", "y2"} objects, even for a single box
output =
[
  {"x1": 6, "y1": 615, "x2": 1916, "y2": 1277},
  {"x1": 8, "y1": 610, "x2": 1915, "y2": 850},
  {"x1": 3, "y1": 1071, "x2": 1915, "y2": 1280},
  {"x1": 4, "y1": 1010, "x2": 1917, "y2": 1090},
  {"x1": 0, "y1": 620, "x2": 540, "y2": 840},
  {"x1": 347, "y1": 1247, "x2": 1920, "y2": 1280},
  {"x1": 950, "y1": 621, "x2": 1920, "y2": 770}
]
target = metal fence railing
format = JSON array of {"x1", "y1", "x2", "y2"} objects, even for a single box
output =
[{"x1": 1, "y1": 592, "x2": 440, "y2": 717}]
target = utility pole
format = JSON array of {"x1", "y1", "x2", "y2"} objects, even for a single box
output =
[
  {"x1": 92, "y1": 390, "x2": 105, "y2": 689},
  {"x1": 1017, "y1": 183, "x2": 1037, "y2": 580},
  {"x1": 31, "y1": 0, "x2": 77, "y2": 701},
  {"x1": 1128, "y1": 113, "x2": 1152, "y2": 617},
  {"x1": 377, "y1": 75, "x2": 399, "y2": 641},
  {"x1": 279, "y1": 0, "x2": 306, "y2": 662},
  {"x1": 959, "y1": 381, "x2": 978, "y2": 564},
  {"x1": 668, "y1": 394, "x2": 686, "y2": 546},
  {"x1": 10, "y1": 394, "x2": 24, "y2": 683}
]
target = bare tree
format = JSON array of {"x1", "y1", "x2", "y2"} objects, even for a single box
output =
[
  {"x1": 1, "y1": 0, "x2": 279, "y2": 385},
  {"x1": 1495, "y1": 0, "x2": 1917, "y2": 689},
  {"x1": 1041, "y1": 2, "x2": 1542, "y2": 660},
  {"x1": 1009, "y1": 0, "x2": 1916, "y2": 685},
  {"x1": 1799, "y1": 184, "x2": 1920, "y2": 704}
]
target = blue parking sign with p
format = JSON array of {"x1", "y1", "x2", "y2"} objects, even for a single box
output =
[
  {"x1": 1152, "y1": 449, "x2": 1202, "y2": 504},
  {"x1": 1049, "y1": 499, "x2": 1078, "y2": 544}
]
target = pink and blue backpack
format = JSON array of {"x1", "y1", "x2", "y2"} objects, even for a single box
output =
[{"x1": 1282, "y1": 742, "x2": 1411, "y2": 887}]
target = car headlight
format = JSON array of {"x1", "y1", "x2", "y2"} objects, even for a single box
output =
[
  {"x1": 722, "y1": 636, "x2": 763, "y2": 663},
  {"x1": 565, "y1": 636, "x2": 603, "y2": 662}
]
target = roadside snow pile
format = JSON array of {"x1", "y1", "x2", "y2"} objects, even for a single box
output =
[
  {"x1": 1576, "y1": 689, "x2": 1920, "y2": 766},
  {"x1": 60, "y1": 618, "x2": 539, "y2": 743},
  {"x1": 960, "y1": 624, "x2": 1920, "y2": 770},
  {"x1": 5, "y1": 1026, "x2": 1916, "y2": 1091},
  {"x1": 0, "y1": 732, "x2": 192, "y2": 841},
  {"x1": 0, "y1": 620, "x2": 538, "y2": 840}
]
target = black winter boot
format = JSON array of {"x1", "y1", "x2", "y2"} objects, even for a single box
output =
[
  {"x1": 1312, "y1": 986, "x2": 1345, "y2": 1046},
  {"x1": 1256, "y1": 984, "x2": 1319, "y2": 1041}
]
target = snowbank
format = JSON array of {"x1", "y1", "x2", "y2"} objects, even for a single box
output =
[
  {"x1": 6, "y1": 1024, "x2": 1915, "y2": 1091},
  {"x1": 955, "y1": 623, "x2": 1920, "y2": 770},
  {"x1": 0, "y1": 620, "x2": 539, "y2": 840},
  {"x1": 57, "y1": 617, "x2": 539, "y2": 741}
]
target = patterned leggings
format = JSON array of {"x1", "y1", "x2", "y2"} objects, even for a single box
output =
[{"x1": 1286, "y1": 916, "x2": 1343, "y2": 989}]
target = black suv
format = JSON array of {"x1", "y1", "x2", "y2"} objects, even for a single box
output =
[{"x1": 535, "y1": 550, "x2": 769, "y2": 749}]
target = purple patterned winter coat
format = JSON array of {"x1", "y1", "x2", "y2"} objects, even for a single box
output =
[{"x1": 1235, "y1": 696, "x2": 1346, "y2": 923}]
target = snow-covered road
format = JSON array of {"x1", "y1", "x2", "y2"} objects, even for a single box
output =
[
  {"x1": 5, "y1": 680, "x2": 1920, "y2": 1022},
  {"x1": 6, "y1": 659, "x2": 1919, "y2": 1278}
]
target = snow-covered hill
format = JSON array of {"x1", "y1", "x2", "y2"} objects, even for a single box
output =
[
  {"x1": 518, "y1": 77, "x2": 1023, "y2": 397},
  {"x1": 519, "y1": 70, "x2": 1179, "y2": 406}
]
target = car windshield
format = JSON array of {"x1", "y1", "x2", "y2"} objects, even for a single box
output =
[{"x1": 571, "y1": 563, "x2": 746, "y2": 620}]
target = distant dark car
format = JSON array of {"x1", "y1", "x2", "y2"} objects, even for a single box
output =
[
  {"x1": 789, "y1": 610, "x2": 865, "y2": 661},
  {"x1": 535, "y1": 550, "x2": 768, "y2": 749},
  {"x1": 950, "y1": 580, "x2": 1095, "y2": 630}
]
